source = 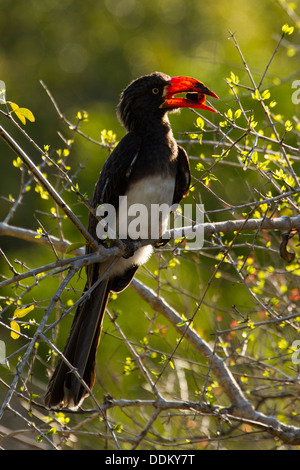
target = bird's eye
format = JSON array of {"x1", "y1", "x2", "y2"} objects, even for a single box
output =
[{"x1": 152, "y1": 88, "x2": 159, "y2": 95}]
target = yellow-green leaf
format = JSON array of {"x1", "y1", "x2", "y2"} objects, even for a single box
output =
[
  {"x1": 9, "y1": 102, "x2": 35, "y2": 125},
  {"x1": 9, "y1": 102, "x2": 19, "y2": 112},
  {"x1": 285, "y1": 120, "x2": 293, "y2": 132},
  {"x1": 278, "y1": 338, "x2": 288, "y2": 349},
  {"x1": 196, "y1": 116, "x2": 204, "y2": 129},
  {"x1": 13, "y1": 304, "x2": 34, "y2": 319},
  {"x1": 35, "y1": 184, "x2": 49, "y2": 200},
  {"x1": 234, "y1": 109, "x2": 242, "y2": 119},
  {"x1": 76, "y1": 111, "x2": 88, "y2": 121},
  {"x1": 9, "y1": 102, "x2": 25, "y2": 125},
  {"x1": 282, "y1": 24, "x2": 294, "y2": 35},
  {"x1": 10, "y1": 320, "x2": 20, "y2": 340},
  {"x1": 249, "y1": 119, "x2": 258, "y2": 129},
  {"x1": 252, "y1": 89, "x2": 260, "y2": 100},
  {"x1": 35, "y1": 227, "x2": 43, "y2": 239},
  {"x1": 226, "y1": 108, "x2": 233, "y2": 120},
  {"x1": 261, "y1": 89, "x2": 271, "y2": 100},
  {"x1": 13, "y1": 157, "x2": 23, "y2": 168},
  {"x1": 17, "y1": 107, "x2": 35, "y2": 123},
  {"x1": 227, "y1": 71, "x2": 239, "y2": 85}
]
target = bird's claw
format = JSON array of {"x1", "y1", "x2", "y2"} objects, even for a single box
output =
[{"x1": 154, "y1": 237, "x2": 170, "y2": 248}]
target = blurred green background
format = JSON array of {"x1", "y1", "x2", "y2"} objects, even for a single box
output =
[
  {"x1": 1, "y1": 0, "x2": 298, "y2": 131},
  {"x1": 0, "y1": 0, "x2": 298, "y2": 238},
  {"x1": 0, "y1": 0, "x2": 299, "y2": 449}
]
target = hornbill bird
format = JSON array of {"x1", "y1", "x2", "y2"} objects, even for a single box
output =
[{"x1": 45, "y1": 72, "x2": 218, "y2": 409}]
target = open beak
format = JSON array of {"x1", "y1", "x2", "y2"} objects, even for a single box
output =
[{"x1": 161, "y1": 76, "x2": 219, "y2": 113}]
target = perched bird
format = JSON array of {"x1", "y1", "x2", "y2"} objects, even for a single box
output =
[{"x1": 45, "y1": 72, "x2": 218, "y2": 409}]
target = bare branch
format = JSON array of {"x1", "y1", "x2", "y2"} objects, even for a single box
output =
[
  {"x1": 0, "y1": 124, "x2": 99, "y2": 252},
  {"x1": 131, "y1": 278, "x2": 300, "y2": 445}
]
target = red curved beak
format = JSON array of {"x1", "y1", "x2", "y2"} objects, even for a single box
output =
[{"x1": 161, "y1": 76, "x2": 219, "y2": 113}]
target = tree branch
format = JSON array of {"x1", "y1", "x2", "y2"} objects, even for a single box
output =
[
  {"x1": 0, "y1": 124, "x2": 99, "y2": 252},
  {"x1": 130, "y1": 278, "x2": 300, "y2": 445}
]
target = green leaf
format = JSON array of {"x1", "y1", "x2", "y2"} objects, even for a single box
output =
[
  {"x1": 10, "y1": 320, "x2": 20, "y2": 340},
  {"x1": 252, "y1": 89, "x2": 260, "y2": 100},
  {"x1": 8, "y1": 102, "x2": 35, "y2": 124},
  {"x1": 9, "y1": 102, "x2": 19, "y2": 112},
  {"x1": 18, "y1": 107, "x2": 35, "y2": 122},
  {"x1": 66, "y1": 242, "x2": 85, "y2": 254},
  {"x1": 13, "y1": 305, "x2": 34, "y2": 319},
  {"x1": 13, "y1": 157, "x2": 23, "y2": 168},
  {"x1": 261, "y1": 89, "x2": 271, "y2": 100},
  {"x1": 35, "y1": 184, "x2": 49, "y2": 200},
  {"x1": 227, "y1": 71, "x2": 239, "y2": 85},
  {"x1": 196, "y1": 162, "x2": 205, "y2": 171},
  {"x1": 35, "y1": 227, "x2": 43, "y2": 239},
  {"x1": 251, "y1": 151, "x2": 258, "y2": 164},
  {"x1": 70, "y1": 182, "x2": 80, "y2": 192},
  {"x1": 113, "y1": 423, "x2": 123, "y2": 433},
  {"x1": 101, "y1": 129, "x2": 117, "y2": 146},
  {"x1": 54, "y1": 412, "x2": 70, "y2": 425},
  {"x1": 124, "y1": 357, "x2": 135, "y2": 375},
  {"x1": 196, "y1": 116, "x2": 204, "y2": 129},
  {"x1": 278, "y1": 338, "x2": 288, "y2": 349},
  {"x1": 226, "y1": 108, "x2": 233, "y2": 120},
  {"x1": 76, "y1": 110, "x2": 88, "y2": 121},
  {"x1": 234, "y1": 109, "x2": 242, "y2": 119},
  {"x1": 282, "y1": 24, "x2": 294, "y2": 35},
  {"x1": 176, "y1": 320, "x2": 189, "y2": 327},
  {"x1": 176, "y1": 318, "x2": 194, "y2": 330},
  {"x1": 285, "y1": 120, "x2": 293, "y2": 132},
  {"x1": 249, "y1": 118, "x2": 258, "y2": 129}
]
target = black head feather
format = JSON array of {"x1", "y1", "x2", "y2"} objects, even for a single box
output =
[{"x1": 117, "y1": 72, "x2": 171, "y2": 131}]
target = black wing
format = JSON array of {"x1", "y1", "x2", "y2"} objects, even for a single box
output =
[
  {"x1": 87, "y1": 131, "x2": 142, "y2": 244},
  {"x1": 173, "y1": 145, "x2": 191, "y2": 204},
  {"x1": 85, "y1": 131, "x2": 142, "y2": 291}
]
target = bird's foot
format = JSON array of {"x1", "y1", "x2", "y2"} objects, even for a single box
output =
[{"x1": 154, "y1": 237, "x2": 170, "y2": 248}]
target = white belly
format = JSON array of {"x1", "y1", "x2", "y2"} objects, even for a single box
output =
[
  {"x1": 120, "y1": 175, "x2": 175, "y2": 239},
  {"x1": 109, "y1": 174, "x2": 175, "y2": 277}
]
